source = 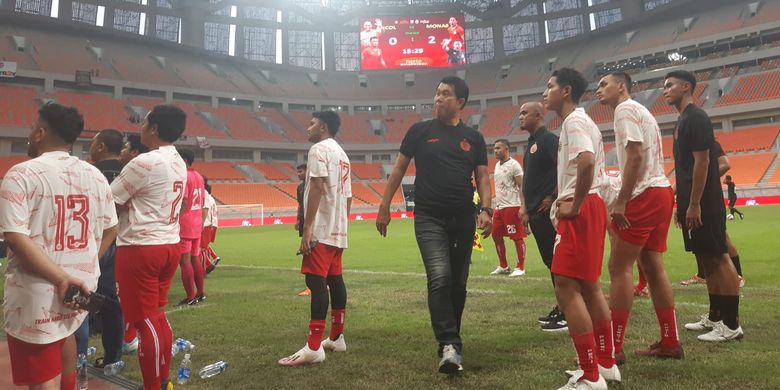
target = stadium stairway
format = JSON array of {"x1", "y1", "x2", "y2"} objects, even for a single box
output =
[
  {"x1": 759, "y1": 154, "x2": 780, "y2": 186},
  {"x1": 234, "y1": 164, "x2": 264, "y2": 182}
]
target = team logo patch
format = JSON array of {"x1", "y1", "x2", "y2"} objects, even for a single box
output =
[
  {"x1": 530, "y1": 143, "x2": 538, "y2": 154},
  {"x1": 460, "y1": 139, "x2": 471, "y2": 152}
]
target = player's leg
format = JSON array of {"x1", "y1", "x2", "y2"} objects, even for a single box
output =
[
  {"x1": 191, "y1": 236, "x2": 205, "y2": 301},
  {"x1": 698, "y1": 252, "x2": 742, "y2": 341},
  {"x1": 491, "y1": 210, "x2": 510, "y2": 274},
  {"x1": 725, "y1": 232, "x2": 743, "y2": 284},
  {"x1": 634, "y1": 262, "x2": 648, "y2": 296},
  {"x1": 635, "y1": 249, "x2": 683, "y2": 357},
  {"x1": 607, "y1": 232, "x2": 642, "y2": 361},
  {"x1": 450, "y1": 211, "x2": 476, "y2": 336},
  {"x1": 529, "y1": 211, "x2": 563, "y2": 325},
  {"x1": 155, "y1": 245, "x2": 179, "y2": 386},
  {"x1": 178, "y1": 239, "x2": 196, "y2": 304},
  {"x1": 555, "y1": 276, "x2": 602, "y2": 384},
  {"x1": 505, "y1": 207, "x2": 526, "y2": 276},
  {"x1": 323, "y1": 249, "x2": 347, "y2": 351}
]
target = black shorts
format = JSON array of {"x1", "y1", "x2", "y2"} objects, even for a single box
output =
[{"x1": 681, "y1": 213, "x2": 727, "y2": 255}]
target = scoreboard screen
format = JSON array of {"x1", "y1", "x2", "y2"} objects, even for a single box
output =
[{"x1": 359, "y1": 15, "x2": 466, "y2": 70}]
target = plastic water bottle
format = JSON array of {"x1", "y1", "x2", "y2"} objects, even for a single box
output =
[
  {"x1": 177, "y1": 353, "x2": 192, "y2": 385},
  {"x1": 103, "y1": 360, "x2": 125, "y2": 376},
  {"x1": 198, "y1": 361, "x2": 228, "y2": 379},
  {"x1": 77, "y1": 353, "x2": 88, "y2": 390},
  {"x1": 172, "y1": 338, "x2": 195, "y2": 356}
]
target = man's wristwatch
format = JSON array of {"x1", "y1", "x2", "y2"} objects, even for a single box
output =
[{"x1": 479, "y1": 207, "x2": 494, "y2": 217}]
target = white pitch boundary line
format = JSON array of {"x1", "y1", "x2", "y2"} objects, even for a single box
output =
[{"x1": 165, "y1": 302, "x2": 212, "y2": 314}]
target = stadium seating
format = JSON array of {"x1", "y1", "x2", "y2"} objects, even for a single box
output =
[
  {"x1": 50, "y1": 91, "x2": 134, "y2": 131},
  {"x1": 650, "y1": 83, "x2": 708, "y2": 116},
  {"x1": 368, "y1": 182, "x2": 404, "y2": 205},
  {"x1": 210, "y1": 183, "x2": 297, "y2": 209},
  {"x1": 715, "y1": 126, "x2": 780, "y2": 153},
  {"x1": 171, "y1": 61, "x2": 241, "y2": 94},
  {"x1": 257, "y1": 109, "x2": 309, "y2": 142},
  {"x1": 170, "y1": 101, "x2": 229, "y2": 139},
  {"x1": 193, "y1": 161, "x2": 247, "y2": 181},
  {"x1": 768, "y1": 163, "x2": 780, "y2": 185},
  {"x1": 586, "y1": 102, "x2": 614, "y2": 124},
  {"x1": 210, "y1": 105, "x2": 285, "y2": 142},
  {"x1": 383, "y1": 111, "x2": 422, "y2": 144},
  {"x1": 351, "y1": 162, "x2": 383, "y2": 180},
  {"x1": 0, "y1": 156, "x2": 29, "y2": 178},
  {"x1": 350, "y1": 182, "x2": 383, "y2": 205},
  {"x1": 664, "y1": 161, "x2": 675, "y2": 176},
  {"x1": 481, "y1": 104, "x2": 517, "y2": 137},
  {"x1": 722, "y1": 153, "x2": 776, "y2": 187},
  {"x1": 238, "y1": 162, "x2": 293, "y2": 181},
  {"x1": 271, "y1": 183, "x2": 299, "y2": 200},
  {"x1": 0, "y1": 84, "x2": 39, "y2": 129},
  {"x1": 715, "y1": 70, "x2": 780, "y2": 107},
  {"x1": 661, "y1": 136, "x2": 673, "y2": 160},
  {"x1": 743, "y1": 0, "x2": 780, "y2": 27}
]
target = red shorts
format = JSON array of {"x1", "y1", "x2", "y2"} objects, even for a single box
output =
[
  {"x1": 301, "y1": 243, "x2": 343, "y2": 277},
  {"x1": 200, "y1": 226, "x2": 217, "y2": 249},
  {"x1": 179, "y1": 236, "x2": 201, "y2": 256},
  {"x1": 7, "y1": 335, "x2": 66, "y2": 386},
  {"x1": 552, "y1": 194, "x2": 607, "y2": 283},
  {"x1": 492, "y1": 206, "x2": 527, "y2": 240},
  {"x1": 610, "y1": 186, "x2": 673, "y2": 252},
  {"x1": 116, "y1": 244, "x2": 180, "y2": 323}
]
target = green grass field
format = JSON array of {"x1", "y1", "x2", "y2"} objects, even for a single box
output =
[{"x1": 3, "y1": 205, "x2": 780, "y2": 389}]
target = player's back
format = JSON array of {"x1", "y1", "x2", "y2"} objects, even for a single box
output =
[
  {"x1": 614, "y1": 99, "x2": 669, "y2": 195},
  {"x1": 180, "y1": 169, "x2": 205, "y2": 239},
  {"x1": 559, "y1": 108, "x2": 605, "y2": 197}
]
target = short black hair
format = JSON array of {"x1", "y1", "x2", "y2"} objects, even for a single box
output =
[
  {"x1": 95, "y1": 129, "x2": 124, "y2": 155},
  {"x1": 664, "y1": 70, "x2": 697, "y2": 92},
  {"x1": 609, "y1": 72, "x2": 633, "y2": 94},
  {"x1": 38, "y1": 103, "x2": 84, "y2": 144},
  {"x1": 147, "y1": 105, "x2": 186, "y2": 143},
  {"x1": 177, "y1": 147, "x2": 195, "y2": 166},
  {"x1": 203, "y1": 176, "x2": 211, "y2": 193},
  {"x1": 725, "y1": 175, "x2": 732, "y2": 180},
  {"x1": 296, "y1": 164, "x2": 307, "y2": 170},
  {"x1": 551, "y1": 67, "x2": 589, "y2": 104},
  {"x1": 439, "y1": 76, "x2": 469, "y2": 109},
  {"x1": 126, "y1": 133, "x2": 149, "y2": 154},
  {"x1": 495, "y1": 139, "x2": 510, "y2": 149},
  {"x1": 312, "y1": 110, "x2": 341, "y2": 136}
]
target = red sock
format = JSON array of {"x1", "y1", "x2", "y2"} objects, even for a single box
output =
[
  {"x1": 124, "y1": 322, "x2": 137, "y2": 343},
  {"x1": 308, "y1": 320, "x2": 326, "y2": 350},
  {"x1": 655, "y1": 306, "x2": 681, "y2": 349},
  {"x1": 636, "y1": 264, "x2": 648, "y2": 291},
  {"x1": 330, "y1": 309, "x2": 345, "y2": 340},
  {"x1": 191, "y1": 256, "x2": 205, "y2": 296},
  {"x1": 495, "y1": 238, "x2": 508, "y2": 268},
  {"x1": 571, "y1": 331, "x2": 599, "y2": 382},
  {"x1": 157, "y1": 312, "x2": 173, "y2": 382},
  {"x1": 611, "y1": 308, "x2": 630, "y2": 354},
  {"x1": 513, "y1": 239, "x2": 526, "y2": 270},
  {"x1": 134, "y1": 318, "x2": 165, "y2": 389},
  {"x1": 180, "y1": 261, "x2": 195, "y2": 300},
  {"x1": 593, "y1": 319, "x2": 616, "y2": 368},
  {"x1": 60, "y1": 370, "x2": 76, "y2": 390}
]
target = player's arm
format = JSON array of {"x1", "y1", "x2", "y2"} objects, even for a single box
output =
[
  {"x1": 612, "y1": 141, "x2": 644, "y2": 229},
  {"x1": 475, "y1": 164, "x2": 493, "y2": 238},
  {"x1": 347, "y1": 197, "x2": 353, "y2": 215},
  {"x1": 513, "y1": 173, "x2": 527, "y2": 224},
  {"x1": 99, "y1": 226, "x2": 117, "y2": 259},
  {"x1": 202, "y1": 206, "x2": 209, "y2": 228},
  {"x1": 377, "y1": 153, "x2": 411, "y2": 236},
  {"x1": 300, "y1": 176, "x2": 325, "y2": 255},
  {"x1": 687, "y1": 150, "x2": 709, "y2": 229},
  {"x1": 558, "y1": 151, "x2": 595, "y2": 219},
  {"x1": 718, "y1": 155, "x2": 730, "y2": 176}
]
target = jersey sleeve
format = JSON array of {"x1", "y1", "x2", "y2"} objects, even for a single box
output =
[
  {"x1": 0, "y1": 166, "x2": 32, "y2": 236},
  {"x1": 399, "y1": 123, "x2": 423, "y2": 158},
  {"x1": 307, "y1": 145, "x2": 329, "y2": 178},
  {"x1": 687, "y1": 112, "x2": 714, "y2": 152},
  {"x1": 97, "y1": 176, "x2": 119, "y2": 231},
  {"x1": 513, "y1": 160, "x2": 524, "y2": 177},
  {"x1": 474, "y1": 132, "x2": 488, "y2": 166},
  {"x1": 111, "y1": 157, "x2": 151, "y2": 205},
  {"x1": 564, "y1": 118, "x2": 595, "y2": 162},
  {"x1": 615, "y1": 105, "x2": 644, "y2": 146}
]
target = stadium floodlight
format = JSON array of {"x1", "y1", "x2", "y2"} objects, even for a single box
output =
[{"x1": 668, "y1": 52, "x2": 687, "y2": 62}]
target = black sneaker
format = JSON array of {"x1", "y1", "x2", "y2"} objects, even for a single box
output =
[
  {"x1": 538, "y1": 306, "x2": 560, "y2": 324},
  {"x1": 177, "y1": 298, "x2": 198, "y2": 306},
  {"x1": 206, "y1": 258, "x2": 221, "y2": 274},
  {"x1": 541, "y1": 313, "x2": 568, "y2": 332},
  {"x1": 195, "y1": 294, "x2": 207, "y2": 303}
]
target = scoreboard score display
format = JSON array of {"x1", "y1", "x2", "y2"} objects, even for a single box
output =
[{"x1": 359, "y1": 15, "x2": 466, "y2": 70}]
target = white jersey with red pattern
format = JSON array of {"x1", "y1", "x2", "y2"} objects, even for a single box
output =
[
  {"x1": 613, "y1": 99, "x2": 670, "y2": 199},
  {"x1": 554, "y1": 108, "x2": 606, "y2": 219},
  {"x1": 111, "y1": 145, "x2": 187, "y2": 246},
  {"x1": 493, "y1": 158, "x2": 524, "y2": 209},
  {"x1": 304, "y1": 138, "x2": 352, "y2": 249},
  {"x1": 203, "y1": 192, "x2": 218, "y2": 228},
  {"x1": 0, "y1": 151, "x2": 118, "y2": 344}
]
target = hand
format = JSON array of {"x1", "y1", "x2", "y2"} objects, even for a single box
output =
[
  {"x1": 477, "y1": 211, "x2": 493, "y2": 239},
  {"x1": 610, "y1": 200, "x2": 630, "y2": 230},
  {"x1": 294, "y1": 221, "x2": 301, "y2": 231},
  {"x1": 517, "y1": 206, "x2": 528, "y2": 226},
  {"x1": 299, "y1": 228, "x2": 316, "y2": 256},
  {"x1": 56, "y1": 276, "x2": 89, "y2": 311},
  {"x1": 537, "y1": 196, "x2": 554, "y2": 213},
  {"x1": 686, "y1": 204, "x2": 703, "y2": 230},
  {"x1": 555, "y1": 199, "x2": 580, "y2": 220},
  {"x1": 376, "y1": 205, "x2": 391, "y2": 237},
  {"x1": 673, "y1": 209, "x2": 681, "y2": 228}
]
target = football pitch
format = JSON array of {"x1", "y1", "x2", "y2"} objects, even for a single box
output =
[{"x1": 4, "y1": 205, "x2": 780, "y2": 389}]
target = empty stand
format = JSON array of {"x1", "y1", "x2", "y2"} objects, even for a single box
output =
[
  {"x1": 368, "y1": 182, "x2": 404, "y2": 205},
  {"x1": 351, "y1": 163, "x2": 383, "y2": 180},
  {"x1": 350, "y1": 182, "x2": 383, "y2": 205},
  {"x1": 0, "y1": 156, "x2": 29, "y2": 178},
  {"x1": 715, "y1": 70, "x2": 780, "y2": 107},
  {"x1": 50, "y1": 91, "x2": 133, "y2": 131},
  {"x1": 722, "y1": 153, "x2": 775, "y2": 186},
  {"x1": 0, "y1": 84, "x2": 39, "y2": 128},
  {"x1": 211, "y1": 183, "x2": 297, "y2": 209},
  {"x1": 193, "y1": 161, "x2": 247, "y2": 181},
  {"x1": 586, "y1": 102, "x2": 614, "y2": 124},
  {"x1": 715, "y1": 126, "x2": 780, "y2": 153},
  {"x1": 384, "y1": 111, "x2": 422, "y2": 144},
  {"x1": 650, "y1": 83, "x2": 707, "y2": 116},
  {"x1": 481, "y1": 104, "x2": 517, "y2": 137},
  {"x1": 211, "y1": 105, "x2": 285, "y2": 142},
  {"x1": 238, "y1": 162, "x2": 293, "y2": 181}
]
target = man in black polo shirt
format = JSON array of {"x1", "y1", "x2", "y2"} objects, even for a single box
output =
[
  {"x1": 664, "y1": 70, "x2": 743, "y2": 342},
  {"x1": 519, "y1": 101, "x2": 567, "y2": 331},
  {"x1": 377, "y1": 76, "x2": 492, "y2": 374},
  {"x1": 295, "y1": 163, "x2": 311, "y2": 296}
]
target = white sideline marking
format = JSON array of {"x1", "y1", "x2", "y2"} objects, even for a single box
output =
[{"x1": 166, "y1": 303, "x2": 212, "y2": 314}]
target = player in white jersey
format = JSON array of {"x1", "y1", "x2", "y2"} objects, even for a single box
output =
[
  {"x1": 111, "y1": 105, "x2": 188, "y2": 390},
  {"x1": 279, "y1": 110, "x2": 352, "y2": 366},
  {"x1": 596, "y1": 72, "x2": 683, "y2": 364},
  {"x1": 543, "y1": 68, "x2": 617, "y2": 390},
  {"x1": 489, "y1": 139, "x2": 528, "y2": 277},
  {"x1": 0, "y1": 103, "x2": 118, "y2": 389},
  {"x1": 201, "y1": 179, "x2": 221, "y2": 274}
]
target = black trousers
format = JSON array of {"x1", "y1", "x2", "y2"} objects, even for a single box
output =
[
  {"x1": 414, "y1": 210, "x2": 475, "y2": 355},
  {"x1": 528, "y1": 210, "x2": 556, "y2": 270},
  {"x1": 97, "y1": 244, "x2": 124, "y2": 364}
]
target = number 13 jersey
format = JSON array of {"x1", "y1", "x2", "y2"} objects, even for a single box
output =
[{"x1": 111, "y1": 145, "x2": 187, "y2": 246}]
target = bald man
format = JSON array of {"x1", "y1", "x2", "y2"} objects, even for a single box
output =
[{"x1": 520, "y1": 102, "x2": 566, "y2": 331}]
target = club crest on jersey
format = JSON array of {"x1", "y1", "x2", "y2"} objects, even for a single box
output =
[
  {"x1": 460, "y1": 139, "x2": 471, "y2": 152},
  {"x1": 530, "y1": 143, "x2": 538, "y2": 154}
]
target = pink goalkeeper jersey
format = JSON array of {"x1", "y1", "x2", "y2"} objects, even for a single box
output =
[
  {"x1": 179, "y1": 168, "x2": 205, "y2": 239},
  {"x1": 0, "y1": 151, "x2": 118, "y2": 344}
]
